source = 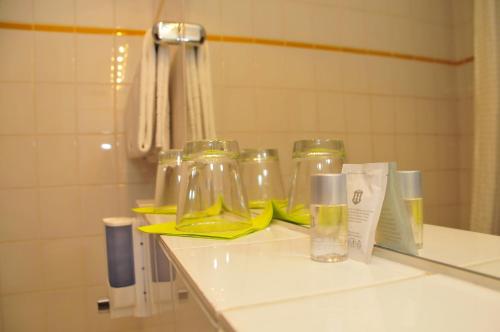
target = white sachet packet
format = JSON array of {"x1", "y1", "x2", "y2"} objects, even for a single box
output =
[{"x1": 342, "y1": 163, "x2": 388, "y2": 263}]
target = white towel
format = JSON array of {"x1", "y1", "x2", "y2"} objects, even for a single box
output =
[
  {"x1": 126, "y1": 29, "x2": 171, "y2": 158},
  {"x1": 197, "y1": 42, "x2": 216, "y2": 138},
  {"x1": 185, "y1": 43, "x2": 216, "y2": 141},
  {"x1": 155, "y1": 44, "x2": 170, "y2": 150}
]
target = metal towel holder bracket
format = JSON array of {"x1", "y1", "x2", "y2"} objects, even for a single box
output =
[{"x1": 153, "y1": 22, "x2": 206, "y2": 46}]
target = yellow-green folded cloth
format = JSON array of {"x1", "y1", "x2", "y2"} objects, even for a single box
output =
[
  {"x1": 137, "y1": 200, "x2": 274, "y2": 239},
  {"x1": 271, "y1": 200, "x2": 310, "y2": 226}
]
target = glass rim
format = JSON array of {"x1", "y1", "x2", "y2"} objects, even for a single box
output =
[
  {"x1": 183, "y1": 139, "x2": 240, "y2": 160},
  {"x1": 158, "y1": 149, "x2": 183, "y2": 164},
  {"x1": 240, "y1": 148, "x2": 280, "y2": 162},
  {"x1": 292, "y1": 138, "x2": 345, "y2": 158}
]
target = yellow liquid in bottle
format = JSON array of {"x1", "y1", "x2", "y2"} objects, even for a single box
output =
[{"x1": 405, "y1": 198, "x2": 423, "y2": 249}]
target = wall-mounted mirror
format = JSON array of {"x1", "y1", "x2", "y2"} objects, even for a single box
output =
[{"x1": 160, "y1": 0, "x2": 500, "y2": 279}]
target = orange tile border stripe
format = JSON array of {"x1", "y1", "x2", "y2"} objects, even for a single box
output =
[
  {"x1": 0, "y1": 21, "x2": 144, "y2": 36},
  {"x1": 0, "y1": 21, "x2": 473, "y2": 66}
]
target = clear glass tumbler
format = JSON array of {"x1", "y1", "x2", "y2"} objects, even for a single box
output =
[
  {"x1": 240, "y1": 148, "x2": 285, "y2": 204},
  {"x1": 176, "y1": 139, "x2": 252, "y2": 233},
  {"x1": 154, "y1": 149, "x2": 183, "y2": 207},
  {"x1": 287, "y1": 139, "x2": 345, "y2": 218}
]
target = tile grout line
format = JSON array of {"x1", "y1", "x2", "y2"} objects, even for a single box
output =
[{"x1": 219, "y1": 273, "x2": 429, "y2": 316}]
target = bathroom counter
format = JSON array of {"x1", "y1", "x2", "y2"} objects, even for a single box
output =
[
  {"x1": 420, "y1": 224, "x2": 500, "y2": 268},
  {"x1": 144, "y1": 213, "x2": 500, "y2": 331}
]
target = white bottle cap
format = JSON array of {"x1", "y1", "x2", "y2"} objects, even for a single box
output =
[
  {"x1": 397, "y1": 170, "x2": 422, "y2": 199},
  {"x1": 310, "y1": 174, "x2": 347, "y2": 206}
]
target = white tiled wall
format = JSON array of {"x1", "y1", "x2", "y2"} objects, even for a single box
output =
[
  {"x1": 157, "y1": 0, "x2": 473, "y2": 229},
  {"x1": 0, "y1": 1, "x2": 164, "y2": 331},
  {"x1": 0, "y1": 0, "x2": 475, "y2": 330}
]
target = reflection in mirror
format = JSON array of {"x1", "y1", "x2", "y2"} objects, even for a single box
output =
[
  {"x1": 375, "y1": 0, "x2": 500, "y2": 280},
  {"x1": 169, "y1": 0, "x2": 500, "y2": 279}
]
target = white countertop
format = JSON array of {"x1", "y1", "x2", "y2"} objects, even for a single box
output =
[
  {"x1": 420, "y1": 224, "x2": 500, "y2": 273},
  {"x1": 144, "y1": 212, "x2": 500, "y2": 331}
]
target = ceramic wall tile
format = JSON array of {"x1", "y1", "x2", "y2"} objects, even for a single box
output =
[
  {"x1": 437, "y1": 170, "x2": 460, "y2": 205},
  {"x1": 372, "y1": 134, "x2": 396, "y2": 162},
  {"x1": 42, "y1": 238, "x2": 86, "y2": 289},
  {"x1": 78, "y1": 135, "x2": 118, "y2": 184},
  {"x1": 115, "y1": 84, "x2": 130, "y2": 133},
  {"x1": 220, "y1": 0, "x2": 252, "y2": 36},
  {"x1": 415, "y1": 99, "x2": 438, "y2": 134},
  {"x1": 344, "y1": 94, "x2": 371, "y2": 133},
  {"x1": 0, "y1": 241, "x2": 45, "y2": 294},
  {"x1": 46, "y1": 288, "x2": 86, "y2": 332},
  {"x1": 1, "y1": 292, "x2": 47, "y2": 332},
  {"x1": 39, "y1": 186, "x2": 84, "y2": 238},
  {"x1": 0, "y1": 82, "x2": 35, "y2": 134},
  {"x1": 459, "y1": 170, "x2": 471, "y2": 203},
  {"x1": 116, "y1": 134, "x2": 155, "y2": 184},
  {"x1": 367, "y1": 56, "x2": 397, "y2": 95},
  {"x1": 317, "y1": 91, "x2": 345, "y2": 133},
  {"x1": 80, "y1": 185, "x2": 119, "y2": 236},
  {"x1": 83, "y1": 236, "x2": 107, "y2": 286},
  {"x1": 339, "y1": 8, "x2": 367, "y2": 48},
  {"x1": 371, "y1": 96, "x2": 396, "y2": 134},
  {"x1": 252, "y1": 0, "x2": 284, "y2": 40},
  {"x1": 84, "y1": 285, "x2": 142, "y2": 332},
  {"x1": 282, "y1": 48, "x2": 315, "y2": 89},
  {"x1": 219, "y1": 87, "x2": 256, "y2": 131},
  {"x1": 115, "y1": 0, "x2": 154, "y2": 29},
  {"x1": 314, "y1": 51, "x2": 342, "y2": 91},
  {"x1": 255, "y1": 89, "x2": 288, "y2": 131},
  {"x1": 341, "y1": 54, "x2": 369, "y2": 93},
  {"x1": 0, "y1": 0, "x2": 33, "y2": 22},
  {"x1": 310, "y1": 4, "x2": 342, "y2": 45},
  {"x1": 395, "y1": 97, "x2": 417, "y2": 134},
  {"x1": 346, "y1": 134, "x2": 373, "y2": 163},
  {"x1": 458, "y1": 135, "x2": 473, "y2": 170},
  {"x1": 115, "y1": 36, "x2": 142, "y2": 84},
  {"x1": 287, "y1": 91, "x2": 317, "y2": 132},
  {"x1": 0, "y1": 189, "x2": 39, "y2": 242},
  {"x1": 0, "y1": 30, "x2": 34, "y2": 82},
  {"x1": 222, "y1": 43, "x2": 255, "y2": 87},
  {"x1": 37, "y1": 135, "x2": 78, "y2": 186},
  {"x1": 284, "y1": 1, "x2": 312, "y2": 42},
  {"x1": 184, "y1": 0, "x2": 222, "y2": 35},
  {"x1": 116, "y1": 183, "x2": 154, "y2": 216},
  {"x1": 35, "y1": 32, "x2": 75, "y2": 82},
  {"x1": 253, "y1": 45, "x2": 287, "y2": 88},
  {"x1": 76, "y1": 34, "x2": 114, "y2": 83},
  {"x1": 416, "y1": 135, "x2": 439, "y2": 170},
  {"x1": 35, "y1": 83, "x2": 76, "y2": 133},
  {"x1": 395, "y1": 134, "x2": 418, "y2": 169},
  {"x1": 34, "y1": 0, "x2": 74, "y2": 25},
  {"x1": 0, "y1": 136, "x2": 37, "y2": 188},
  {"x1": 76, "y1": 84, "x2": 114, "y2": 133},
  {"x1": 76, "y1": 0, "x2": 113, "y2": 27}
]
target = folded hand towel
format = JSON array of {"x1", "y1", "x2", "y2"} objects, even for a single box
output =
[{"x1": 126, "y1": 29, "x2": 156, "y2": 158}]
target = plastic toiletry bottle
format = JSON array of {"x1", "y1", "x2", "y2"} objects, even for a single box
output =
[
  {"x1": 397, "y1": 170, "x2": 424, "y2": 249},
  {"x1": 310, "y1": 174, "x2": 348, "y2": 262}
]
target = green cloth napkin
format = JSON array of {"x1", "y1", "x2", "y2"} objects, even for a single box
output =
[
  {"x1": 134, "y1": 198, "x2": 311, "y2": 239},
  {"x1": 138, "y1": 200, "x2": 274, "y2": 239},
  {"x1": 271, "y1": 200, "x2": 311, "y2": 226}
]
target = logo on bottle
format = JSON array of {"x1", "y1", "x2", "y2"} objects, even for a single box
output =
[{"x1": 352, "y1": 189, "x2": 363, "y2": 205}]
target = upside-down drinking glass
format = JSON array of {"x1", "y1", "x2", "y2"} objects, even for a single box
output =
[
  {"x1": 240, "y1": 148, "x2": 285, "y2": 204},
  {"x1": 154, "y1": 149, "x2": 183, "y2": 207},
  {"x1": 287, "y1": 139, "x2": 345, "y2": 218},
  {"x1": 176, "y1": 139, "x2": 252, "y2": 233}
]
